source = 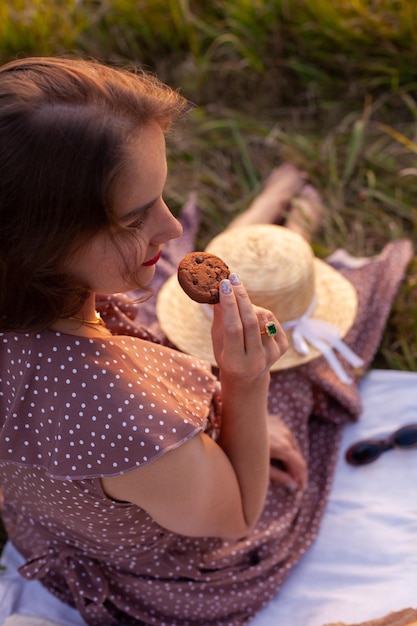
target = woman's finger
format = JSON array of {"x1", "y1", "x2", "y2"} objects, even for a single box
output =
[
  {"x1": 216, "y1": 278, "x2": 262, "y2": 355},
  {"x1": 277, "y1": 450, "x2": 308, "y2": 490},
  {"x1": 268, "y1": 416, "x2": 308, "y2": 490},
  {"x1": 211, "y1": 276, "x2": 288, "y2": 376},
  {"x1": 269, "y1": 460, "x2": 299, "y2": 492},
  {"x1": 229, "y1": 281, "x2": 287, "y2": 356}
]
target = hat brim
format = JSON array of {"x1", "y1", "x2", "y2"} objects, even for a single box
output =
[{"x1": 156, "y1": 258, "x2": 358, "y2": 371}]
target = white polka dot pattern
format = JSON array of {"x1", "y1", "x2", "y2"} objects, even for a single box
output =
[
  {"x1": 0, "y1": 239, "x2": 412, "y2": 625},
  {"x1": 0, "y1": 332, "x2": 216, "y2": 479}
]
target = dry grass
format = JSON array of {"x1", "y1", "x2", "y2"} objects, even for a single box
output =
[
  {"x1": 0, "y1": 1, "x2": 416, "y2": 363},
  {"x1": 1, "y1": 0, "x2": 417, "y2": 553},
  {"x1": 0, "y1": 0, "x2": 417, "y2": 352}
]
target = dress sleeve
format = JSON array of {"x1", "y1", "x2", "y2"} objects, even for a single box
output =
[{"x1": 0, "y1": 333, "x2": 219, "y2": 480}]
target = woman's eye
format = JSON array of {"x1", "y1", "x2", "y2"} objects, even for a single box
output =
[{"x1": 128, "y1": 218, "x2": 145, "y2": 230}]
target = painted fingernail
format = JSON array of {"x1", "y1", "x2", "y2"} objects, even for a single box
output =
[
  {"x1": 221, "y1": 279, "x2": 232, "y2": 295},
  {"x1": 229, "y1": 273, "x2": 241, "y2": 286},
  {"x1": 286, "y1": 481, "x2": 298, "y2": 493}
]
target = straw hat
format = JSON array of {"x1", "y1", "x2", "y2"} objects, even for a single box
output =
[{"x1": 156, "y1": 224, "x2": 359, "y2": 372}]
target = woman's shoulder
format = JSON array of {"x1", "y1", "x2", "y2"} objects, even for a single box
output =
[
  {"x1": 0, "y1": 330, "x2": 218, "y2": 480},
  {"x1": 0, "y1": 327, "x2": 215, "y2": 384}
]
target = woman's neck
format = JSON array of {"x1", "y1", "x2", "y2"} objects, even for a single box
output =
[{"x1": 50, "y1": 293, "x2": 112, "y2": 338}]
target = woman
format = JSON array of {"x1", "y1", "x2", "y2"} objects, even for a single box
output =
[{"x1": 0, "y1": 57, "x2": 411, "y2": 626}]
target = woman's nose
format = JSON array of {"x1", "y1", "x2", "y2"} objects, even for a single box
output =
[{"x1": 159, "y1": 201, "x2": 183, "y2": 242}]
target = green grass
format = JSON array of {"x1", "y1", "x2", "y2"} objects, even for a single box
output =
[
  {"x1": 0, "y1": 0, "x2": 416, "y2": 365},
  {"x1": 0, "y1": 0, "x2": 88, "y2": 57},
  {"x1": 1, "y1": 0, "x2": 417, "y2": 556}
]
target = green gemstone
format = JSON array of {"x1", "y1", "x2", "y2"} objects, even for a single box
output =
[{"x1": 265, "y1": 322, "x2": 277, "y2": 336}]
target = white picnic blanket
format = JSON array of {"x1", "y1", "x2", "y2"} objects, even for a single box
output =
[{"x1": 1, "y1": 369, "x2": 417, "y2": 626}]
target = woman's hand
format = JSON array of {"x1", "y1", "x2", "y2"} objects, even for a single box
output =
[
  {"x1": 208, "y1": 274, "x2": 289, "y2": 533},
  {"x1": 211, "y1": 274, "x2": 288, "y2": 381},
  {"x1": 268, "y1": 415, "x2": 308, "y2": 492},
  {"x1": 102, "y1": 278, "x2": 300, "y2": 539}
]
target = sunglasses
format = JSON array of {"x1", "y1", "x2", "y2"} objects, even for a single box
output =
[{"x1": 345, "y1": 423, "x2": 417, "y2": 466}]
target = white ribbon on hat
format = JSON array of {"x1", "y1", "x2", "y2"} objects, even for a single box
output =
[{"x1": 282, "y1": 297, "x2": 364, "y2": 385}]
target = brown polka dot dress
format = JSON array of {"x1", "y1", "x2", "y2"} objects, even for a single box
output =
[{"x1": 0, "y1": 201, "x2": 413, "y2": 625}]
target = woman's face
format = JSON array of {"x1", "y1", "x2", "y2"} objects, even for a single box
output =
[{"x1": 66, "y1": 122, "x2": 183, "y2": 294}]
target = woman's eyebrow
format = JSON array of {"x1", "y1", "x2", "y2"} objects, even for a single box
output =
[{"x1": 120, "y1": 197, "x2": 158, "y2": 223}]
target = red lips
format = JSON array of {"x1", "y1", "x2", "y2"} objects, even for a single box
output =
[{"x1": 142, "y1": 250, "x2": 161, "y2": 266}]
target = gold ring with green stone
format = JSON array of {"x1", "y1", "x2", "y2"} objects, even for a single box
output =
[{"x1": 260, "y1": 321, "x2": 277, "y2": 337}]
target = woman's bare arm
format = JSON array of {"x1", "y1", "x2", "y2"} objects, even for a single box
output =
[{"x1": 102, "y1": 277, "x2": 287, "y2": 539}]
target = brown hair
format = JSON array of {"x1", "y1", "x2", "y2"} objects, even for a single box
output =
[{"x1": 0, "y1": 57, "x2": 189, "y2": 331}]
